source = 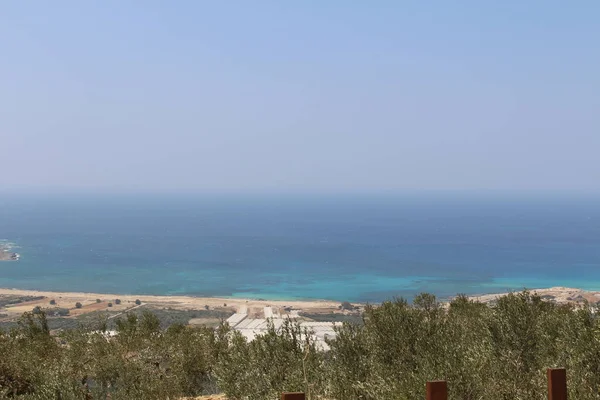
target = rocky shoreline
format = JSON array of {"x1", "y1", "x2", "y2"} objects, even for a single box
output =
[
  {"x1": 0, "y1": 244, "x2": 19, "y2": 261},
  {"x1": 468, "y1": 286, "x2": 600, "y2": 305},
  {"x1": 0, "y1": 252, "x2": 19, "y2": 261}
]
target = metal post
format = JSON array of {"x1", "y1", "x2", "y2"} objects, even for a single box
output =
[
  {"x1": 548, "y1": 368, "x2": 567, "y2": 400},
  {"x1": 281, "y1": 393, "x2": 305, "y2": 400},
  {"x1": 426, "y1": 381, "x2": 447, "y2": 400}
]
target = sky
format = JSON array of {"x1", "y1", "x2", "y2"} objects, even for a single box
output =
[{"x1": 1, "y1": 1, "x2": 599, "y2": 194}]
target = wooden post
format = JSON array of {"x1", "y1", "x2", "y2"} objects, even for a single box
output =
[
  {"x1": 548, "y1": 368, "x2": 567, "y2": 400},
  {"x1": 426, "y1": 381, "x2": 447, "y2": 400},
  {"x1": 281, "y1": 393, "x2": 305, "y2": 400}
]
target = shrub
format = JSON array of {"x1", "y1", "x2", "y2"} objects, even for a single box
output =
[
  {"x1": 107, "y1": 302, "x2": 113, "y2": 307},
  {"x1": 49, "y1": 299, "x2": 56, "y2": 305},
  {"x1": 135, "y1": 299, "x2": 141, "y2": 305},
  {"x1": 75, "y1": 302, "x2": 82, "y2": 309},
  {"x1": 5, "y1": 290, "x2": 600, "y2": 400},
  {"x1": 115, "y1": 299, "x2": 121, "y2": 305},
  {"x1": 215, "y1": 320, "x2": 324, "y2": 399},
  {"x1": 340, "y1": 301, "x2": 354, "y2": 311},
  {"x1": 96, "y1": 298, "x2": 101, "y2": 303},
  {"x1": 50, "y1": 307, "x2": 70, "y2": 316}
]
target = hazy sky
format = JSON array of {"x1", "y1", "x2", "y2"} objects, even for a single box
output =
[{"x1": 1, "y1": 1, "x2": 598, "y2": 194}]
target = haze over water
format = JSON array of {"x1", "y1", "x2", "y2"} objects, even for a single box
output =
[
  {"x1": 1, "y1": 3, "x2": 599, "y2": 303},
  {"x1": 1, "y1": 194, "x2": 598, "y2": 302}
]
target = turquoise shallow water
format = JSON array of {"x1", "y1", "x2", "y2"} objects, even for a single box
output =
[{"x1": 0, "y1": 194, "x2": 599, "y2": 302}]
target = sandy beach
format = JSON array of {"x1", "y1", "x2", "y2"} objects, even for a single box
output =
[
  {"x1": 0, "y1": 287, "x2": 345, "y2": 321},
  {"x1": 1, "y1": 286, "x2": 598, "y2": 322}
]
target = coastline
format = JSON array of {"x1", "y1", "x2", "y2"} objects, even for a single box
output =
[
  {"x1": 1, "y1": 285, "x2": 598, "y2": 333},
  {"x1": 0, "y1": 287, "x2": 341, "y2": 308},
  {"x1": 467, "y1": 286, "x2": 600, "y2": 304},
  {"x1": 1, "y1": 285, "x2": 597, "y2": 315},
  {"x1": 0, "y1": 287, "x2": 344, "y2": 321}
]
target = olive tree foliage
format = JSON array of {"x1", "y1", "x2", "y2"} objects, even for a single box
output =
[
  {"x1": 326, "y1": 291, "x2": 600, "y2": 400},
  {"x1": 2, "y1": 291, "x2": 600, "y2": 400},
  {"x1": 215, "y1": 319, "x2": 324, "y2": 400},
  {"x1": 0, "y1": 311, "x2": 228, "y2": 400}
]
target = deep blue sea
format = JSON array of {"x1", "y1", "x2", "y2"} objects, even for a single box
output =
[{"x1": 0, "y1": 194, "x2": 599, "y2": 302}]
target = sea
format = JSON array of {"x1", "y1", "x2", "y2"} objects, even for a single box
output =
[{"x1": 0, "y1": 193, "x2": 599, "y2": 303}]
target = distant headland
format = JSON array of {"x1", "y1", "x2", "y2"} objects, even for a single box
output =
[{"x1": 0, "y1": 242, "x2": 19, "y2": 261}]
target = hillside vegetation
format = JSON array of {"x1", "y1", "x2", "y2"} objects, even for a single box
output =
[{"x1": 1, "y1": 291, "x2": 600, "y2": 399}]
